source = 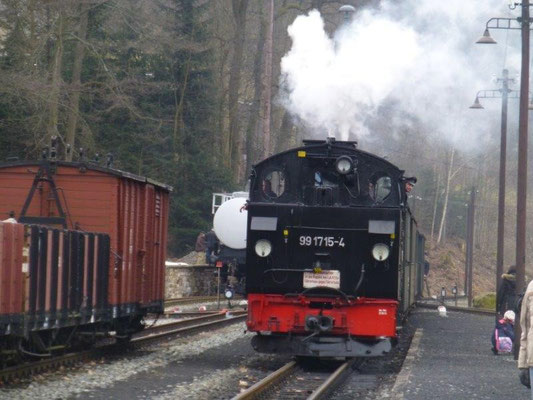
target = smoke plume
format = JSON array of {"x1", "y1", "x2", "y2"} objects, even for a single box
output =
[{"x1": 280, "y1": 0, "x2": 520, "y2": 149}]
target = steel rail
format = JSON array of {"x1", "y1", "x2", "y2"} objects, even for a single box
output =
[
  {"x1": 232, "y1": 361, "x2": 298, "y2": 400},
  {"x1": 307, "y1": 359, "x2": 357, "y2": 400},
  {"x1": 233, "y1": 358, "x2": 358, "y2": 400},
  {"x1": 161, "y1": 311, "x2": 220, "y2": 318},
  {"x1": 141, "y1": 311, "x2": 245, "y2": 335},
  {"x1": 132, "y1": 312, "x2": 247, "y2": 343},
  {"x1": 165, "y1": 296, "x2": 221, "y2": 307},
  {"x1": 165, "y1": 295, "x2": 243, "y2": 307}
]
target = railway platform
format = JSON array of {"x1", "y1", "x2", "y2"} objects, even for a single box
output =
[{"x1": 392, "y1": 307, "x2": 528, "y2": 399}]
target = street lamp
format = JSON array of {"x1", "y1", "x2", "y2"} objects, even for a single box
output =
[
  {"x1": 477, "y1": 28, "x2": 498, "y2": 44},
  {"x1": 477, "y1": 1, "x2": 530, "y2": 303},
  {"x1": 469, "y1": 97, "x2": 484, "y2": 109},
  {"x1": 469, "y1": 69, "x2": 515, "y2": 307}
]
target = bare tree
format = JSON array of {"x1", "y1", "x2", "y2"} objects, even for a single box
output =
[
  {"x1": 228, "y1": 0, "x2": 249, "y2": 178},
  {"x1": 430, "y1": 165, "x2": 441, "y2": 243},
  {"x1": 45, "y1": 6, "x2": 65, "y2": 142},
  {"x1": 64, "y1": 2, "x2": 90, "y2": 160},
  {"x1": 258, "y1": 0, "x2": 273, "y2": 160},
  {"x1": 437, "y1": 147, "x2": 455, "y2": 244}
]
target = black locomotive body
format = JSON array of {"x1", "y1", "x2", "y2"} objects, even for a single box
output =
[{"x1": 245, "y1": 138, "x2": 425, "y2": 358}]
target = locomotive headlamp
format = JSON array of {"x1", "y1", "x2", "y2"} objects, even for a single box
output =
[
  {"x1": 255, "y1": 239, "x2": 272, "y2": 257},
  {"x1": 372, "y1": 243, "x2": 390, "y2": 261},
  {"x1": 335, "y1": 156, "x2": 353, "y2": 174}
]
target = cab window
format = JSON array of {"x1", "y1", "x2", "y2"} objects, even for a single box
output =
[
  {"x1": 262, "y1": 170, "x2": 286, "y2": 199},
  {"x1": 371, "y1": 175, "x2": 392, "y2": 203}
]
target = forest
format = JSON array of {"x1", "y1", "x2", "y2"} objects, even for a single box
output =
[{"x1": 0, "y1": 0, "x2": 529, "y2": 287}]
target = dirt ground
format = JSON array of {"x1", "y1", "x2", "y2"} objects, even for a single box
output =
[{"x1": 425, "y1": 237, "x2": 497, "y2": 298}]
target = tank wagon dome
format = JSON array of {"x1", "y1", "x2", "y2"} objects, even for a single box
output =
[{"x1": 213, "y1": 197, "x2": 248, "y2": 249}]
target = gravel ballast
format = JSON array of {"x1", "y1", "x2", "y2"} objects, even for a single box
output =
[{"x1": 0, "y1": 323, "x2": 249, "y2": 400}]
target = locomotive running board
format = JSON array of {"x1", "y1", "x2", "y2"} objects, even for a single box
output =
[{"x1": 251, "y1": 334, "x2": 391, "y2": 358}]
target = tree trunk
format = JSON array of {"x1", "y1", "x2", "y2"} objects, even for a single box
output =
[
  {"x1": 244, "y1": 2, "x2": 266, "y2": 178},
  {"x1": 437, "y1": 147, "x2": 455, "y2": 244},
  {"x1": 46, "y1": 11, "x2": 64, "y2": 142},
  {"x1": 64, "y1": 3, "x2": 89, "y2": 161},
  {"x1": 228, "y1": 0, "x2": 249, "y2": 178},
  {"x1": 173, "y1": 54, "x2": 192, "y2": 162},
  {"x1": 430, "y1": 166, "x2": 441, "y2": 243},
  {"x1": 275, "y1": 111, "x2": 294, "y2": 153},
  {"x1": 259, "y1": 0, "x2": 273, "y2": 159}
]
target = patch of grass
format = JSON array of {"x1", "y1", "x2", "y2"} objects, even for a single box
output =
[
  {"x1": 440, "y1": 251, "x2": 455, "y2": 269},
  {"x1": 473, "y1": 292, "x2": 496, "y2": 310}
]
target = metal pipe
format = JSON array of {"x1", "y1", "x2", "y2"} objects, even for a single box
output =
[{"x1": 354, "y1": 264, "x2": 366, "y2": 295}]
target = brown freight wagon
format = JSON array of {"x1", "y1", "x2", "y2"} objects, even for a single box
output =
[{"x1": 0, "y1": 159, "x2": 171, "y2": 355}]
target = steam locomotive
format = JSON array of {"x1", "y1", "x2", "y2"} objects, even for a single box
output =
[{"x1": 245, "y1": 138, "x2": 425, "y2": 358}]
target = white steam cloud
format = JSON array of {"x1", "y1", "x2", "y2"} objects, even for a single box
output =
[{"x1": 280, "y1": 0, "x2": 520, "y2": 148}]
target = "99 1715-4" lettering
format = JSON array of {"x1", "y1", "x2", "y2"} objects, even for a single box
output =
[{"x1": 299, "y1": 236, "x2": 345, "y2": 247}]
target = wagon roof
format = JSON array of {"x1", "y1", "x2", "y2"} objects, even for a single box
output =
[{"x1": 0, "y1": 160, "x2": 173, "y2": 192}]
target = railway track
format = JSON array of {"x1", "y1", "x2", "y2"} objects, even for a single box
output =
[
  {"x1": 233, "y1": 358, "x2": 361, "y2": 400},
  {"x1": 0, "y1": 310, "x2": 247, "y2": 384},
  {"x1": 165, "y1": 295, "x2": 243, "y2": 308},
  {"x1": 132, "y1": 310, "x2": 247, "y2": 344}
]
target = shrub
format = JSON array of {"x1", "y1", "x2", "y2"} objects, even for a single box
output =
[{"x1": 473, "y1": 292, "x2": 496, "y2": 310}]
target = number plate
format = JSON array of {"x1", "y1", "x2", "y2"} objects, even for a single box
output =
[
  {"x1": 303, "y1": 270, "x2": 340, "y2": 289},
  {"x1": 298, "y1": 235, "x2": 345, "y2": 248}
]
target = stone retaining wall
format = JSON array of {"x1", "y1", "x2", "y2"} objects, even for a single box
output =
[{"x1": 165, "y1": 265, "x2": 217, "y2": 298}]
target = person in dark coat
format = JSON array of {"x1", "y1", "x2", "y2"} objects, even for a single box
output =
[
  {"x1": 497, "y1": 266, "x2": 517, "y2": 315},
  {"x1": 204, "y1": 229, "x2": 218, "y2": 264},
  {"x1": 195, "y1": 232, "x2": 206, "y2": 252}
]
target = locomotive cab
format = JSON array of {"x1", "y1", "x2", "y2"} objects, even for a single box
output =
[{"x1": 245, "y1": 138, "x2": 424, "y2": 358}]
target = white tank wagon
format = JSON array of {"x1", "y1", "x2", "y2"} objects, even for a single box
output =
[{"x1": 210, "y1": 193, "x2": 248, "y2": 295}]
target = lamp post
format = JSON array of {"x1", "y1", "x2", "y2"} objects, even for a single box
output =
[
  {"x1": 477, "y1": 1, "x2": 531, "y2": 358},
  {"x1": 477, "y1": 1, "x2": 530, "y2": 300},
  {"x1": 470, "y1": 74, "x2": 533, "y2": 305},
  {"x1": 470, "y1": 69, "x2": 514, "y2": 306}
]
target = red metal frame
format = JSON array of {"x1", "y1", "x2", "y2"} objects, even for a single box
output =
[{"x1": 246, "y1": 293, "x2": 398, "y2": 337}]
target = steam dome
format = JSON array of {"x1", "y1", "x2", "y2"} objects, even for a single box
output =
[{"x1": 213, "y1": 197, "x2": 248, "y2": 249}]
